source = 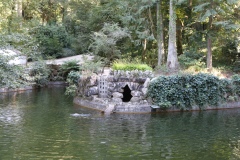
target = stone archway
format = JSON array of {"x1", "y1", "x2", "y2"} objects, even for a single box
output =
[{"x1": 122, "y1": 85, "x2": 132, "y2": 102}]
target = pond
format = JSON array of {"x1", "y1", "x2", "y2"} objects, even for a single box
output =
[{"x1": 0, "y1": 87, "x2": 240, "y2": 160}]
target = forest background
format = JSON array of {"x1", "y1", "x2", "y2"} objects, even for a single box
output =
[{"x1": 0, "y1": 0, "x2": 240, "y2": 73}]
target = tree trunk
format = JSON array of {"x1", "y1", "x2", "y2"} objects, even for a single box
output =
[
  {"x1": 157, "y1": 0, "x2": 165, "y2": 66},
  {"x1": 16, "y1": 0, "x2": 22, "y2": 17},
  {"x1": 176, "y1": 18, "x2": 183, "y2": 55},
  {"x1": 207, "y1": 37, "x2": 212, "y2": 71},
  {"x1": 16, "y1": 0, "x2": 23, "y2": 28},
  {"x1": 207, "y1": 0, "x2": 213, "y2": 71},
  {"x1": 167, "y1": 0, "x2": 178, "y2": 70},
  {"x1": 8, "y1": 3, "x2": 15, "y2": 34},
  {"x1": 188, "y1": 0, "x2": 192, "y2": 20},
  {"x1": 142, "y1": 39, "x2": 147, "y2": 62}
]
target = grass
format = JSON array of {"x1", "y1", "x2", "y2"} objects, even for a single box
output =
[{"x1": 112, "y1": 61, "x2": 152, "y2": 71}]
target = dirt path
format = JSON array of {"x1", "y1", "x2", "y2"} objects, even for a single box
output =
[{"x1": 45, "y1": 55, "x2": 94, "y2": 65}]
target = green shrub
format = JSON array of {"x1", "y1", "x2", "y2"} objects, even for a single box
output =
[
  {"x1": 0, "y1": 55, "x2": 27, "y2": 88},
  {"x1": 89, "y1": 23, "x2": 130, "y2": 62},
  {"x1": 67, "y1": 71, "x2": 81, "y2": 85},
  {"x1": 31, "y1": 25, "x2": 71, "y2": 58},
  {"x1": 80, "y1": 56, "x2": 104, "y2": 76},
  {"x1": 112, "y1": 62, "x2": 152, "y2": 71},
  {"x1": 232, "y1": 74, "x2": 240, "y2": 97},
  {"x1": 60, "y1": 60, "x2": 80, "y2": 79},
  {"x1": 147, "y1": 74, "x2": 236, "y2": 110},
  {"x1": 65, "y1": 71, "x2": 81, "y2": 96},
  {"x1": 0, "y1": 33, "x2": 41, "y2": 60},
  {"x1": 30, "y1": 61, "x2": 50, "y2": 86},
  {"x1": 178, "y1": 53, "x2": 205, "y2": 70}
]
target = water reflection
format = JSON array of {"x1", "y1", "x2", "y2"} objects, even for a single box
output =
[{"x1": 0, "y1": 88, "x2": 240, "y2": 159}]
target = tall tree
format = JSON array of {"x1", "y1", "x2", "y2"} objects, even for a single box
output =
[
  {"x1": 193, "y1": 0, "x2": 240, "y2": 71},
  {"x1": 206, "y1": 0, "x2": 213, "y2": 71},
  {"x1": 156, "y1": 0, "x2": 165, "y2": 66},
  {"x1": 167, "y1": 0, "x2": 179, "y2": 70},
  {"x1": 118, "y1": 0, "x2": 156, "y2": 61}
]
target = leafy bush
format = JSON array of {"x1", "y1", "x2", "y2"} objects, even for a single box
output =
[
  {"x1": 65, "y1": 71, "x2": 81, "y2": 96},
  {"x1": 31, "y1": 25, "x2": 71, "y2": 58},
  {"x1": 29, "y1": 61, "x2": 50, "y2": 86},
  {"x1": 89, "y1": 23, "x2": 130, "y2": 62},
  {"x1": 80, "y1": 56, "x2": 104, "y2": 76},
  {"x1": 0, "y1": 33, "x2": 40, "y2": 60},
  {"x1": 147, "y1": 74, "x2": 237, "y2": 110},
  {"x1": 60, "y1": 60, "x2": 80, "y2": 78},
  {"x1": 67, "y1": 71, "x2": 81, "y2": 85},
  {"x1": 178, "y1": 53, "x2": 205, "y2": 71},
  {"x1": 0, "y1": 55, "x2": 27, "y2": 88},
  {"x1": 233, "y1": 60, "x2": 240, "y2": 72},
  {"x1": 232, "y1": 74, "x2": 240, "y2": 97},
  {"x1": 112, "y1": 61, "x2": 152, "y2": 71}
]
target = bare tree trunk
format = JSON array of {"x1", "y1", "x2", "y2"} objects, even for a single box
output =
[
  {"x1": 157, "y1": 0, "x2": 165, "y2": 66},
  {"x1": 142, "y1": 39, "x2": 147, "y2": 62},
  {"x1": 167, "y1": 0, "x2": 178, "y2": 70},
  {"x1": 207, "y1": 0, "x2": 213, "y2": 71}
]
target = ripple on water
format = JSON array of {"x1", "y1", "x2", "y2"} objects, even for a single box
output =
[{"x1": 1, "y1": 88, "x2": 240, "y2": 159}]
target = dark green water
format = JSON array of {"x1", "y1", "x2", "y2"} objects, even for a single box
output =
[{"x1": 0, "y1": 87, "x2": 240, "y2": 160}]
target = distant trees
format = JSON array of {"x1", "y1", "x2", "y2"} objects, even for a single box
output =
[
  {"x1": 193, "y1": 0, "x2": 240, "y2": 71},
  {"x1": 0, "y1": 0, "x2": 239, "y2": 71}
]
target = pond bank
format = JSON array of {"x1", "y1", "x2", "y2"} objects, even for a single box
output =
[
  {"x1": 73, "y1": 96, "x2": 240, "y2": 114},
  {"x1": 73, "y1": 97, "x2": 152, "y2": 114},
  {"x1": 0, "y1": 81, "x2": 67, "y2": 93}
]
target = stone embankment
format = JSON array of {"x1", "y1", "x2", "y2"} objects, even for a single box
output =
[{"x1": 74, "y1": 70, "x2": 154, "y2": 113}]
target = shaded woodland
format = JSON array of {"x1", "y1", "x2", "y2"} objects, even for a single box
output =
[{"x1": 0, "y1": 0, "x2": 240, "y2": 71}]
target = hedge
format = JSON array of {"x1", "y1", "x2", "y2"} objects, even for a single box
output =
[{"x1": 147, "y1": 74, "x2": 240, "y2": 110}]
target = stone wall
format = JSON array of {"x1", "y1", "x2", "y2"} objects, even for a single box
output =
[
  {"x1": 75, "y1": 70, "x2": 154, "y2": 113},
  {"x1": 77, "y1": 70, "x2": 153, "y2": 102}
]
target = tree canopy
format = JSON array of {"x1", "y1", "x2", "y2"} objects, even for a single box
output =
[{"x1": 0, "y1": 0, "x2": 239, "y2": 71}]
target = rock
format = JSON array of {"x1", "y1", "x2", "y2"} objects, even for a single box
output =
[
  {"x1": 135, "y1": 78, "x2": 146, "y2": 83},
  {"x1": 52, "y1": 69, "x2": 58, "y2": 76},
  {"x1": 112, "y1": 98, "x2": 122, "y2": 103},
  {"x1": 130, "y1": 97, "x2": 142, "y2": 102},
  {"x1": 85, "y1": 86, "x2": 98, "y2": 96},
  {"x1": 131, "y1": 90, "x2": 143, "y2": 97},
  {"x1": 106, "y1": 76, "x2": 114, "y2": 82},
  {"x1": 89, "y1": 74, "x2": 98, "y2": 87},
  {"x1": 143, "y1": 78, "x2": 151, "y2": 88},
  {"x1": 118, "y1": 77, "x2": 130, "y2": 82},
  {"x1": 141, "y1": 88, "x2": 148, "y2": 95},
  {"x1": 112, "y1": 92, "x2": 123, "y2": 98},
  {"x1": 129, "y1": 82, "x2": 139, "y2": 90}
]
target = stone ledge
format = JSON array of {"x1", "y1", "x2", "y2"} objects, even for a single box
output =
[
  {"x1": 73, "y1": 97, "x2": 107, "y2": 112},
  {"x1": 47, "y1": 81, "x2": 68, "y2": 86},
  {"x1": 0, "y1": 81, "x2": 67, "y2": 93},
  {"x1": 0, "y1": 86, "x2": 35, "y2": 93},
  {"x1": 73, "y1": 96, "x2": 152, "y2": 114},
  {"x1": 153, "y1": 101, "x2": 240, "y2": 112}
]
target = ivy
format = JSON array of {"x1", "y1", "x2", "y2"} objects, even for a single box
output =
[{"x1": 147, "y1": 74, "x2": 239, "y2": 110}]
